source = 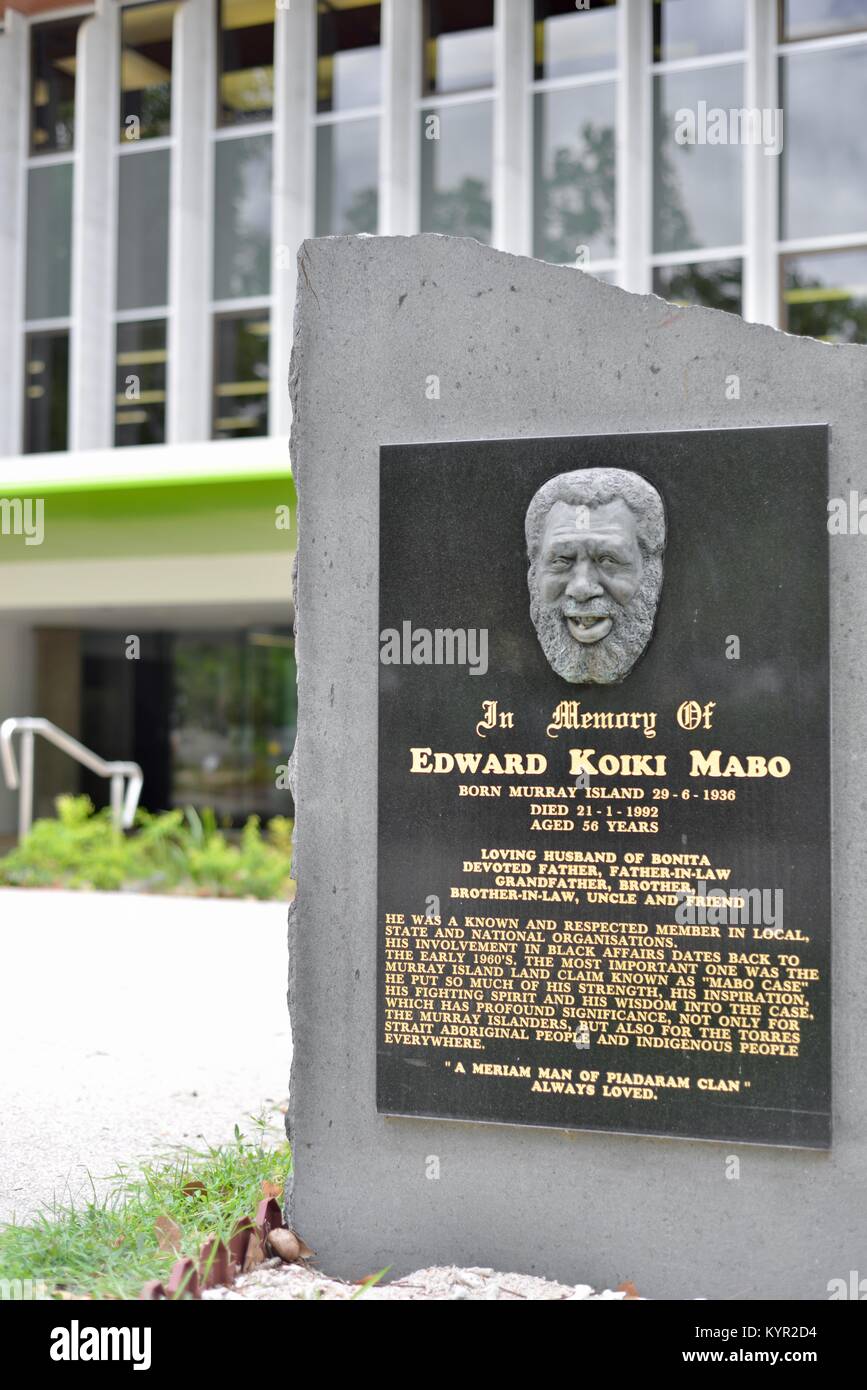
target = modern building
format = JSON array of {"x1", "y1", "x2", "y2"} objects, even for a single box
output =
[{"x1": 1, "y1": 0, "x2": 865, "y2": 831}]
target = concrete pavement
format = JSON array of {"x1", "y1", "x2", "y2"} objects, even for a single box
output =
[{"x1": 0, "y1": 888, "x2": 290, "y2": 1224}]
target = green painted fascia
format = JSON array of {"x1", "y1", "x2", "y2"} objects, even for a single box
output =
[
  {"x1": 0, "y1": 477, "x2": 296, "y2": 562},
  {"x1": 0, "y1": 462, "x2": 293, "y2": 497}
]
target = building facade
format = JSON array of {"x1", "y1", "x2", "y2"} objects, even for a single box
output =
[{"x1": 0, "y1": 0, "x2": 865, "y2": 831}]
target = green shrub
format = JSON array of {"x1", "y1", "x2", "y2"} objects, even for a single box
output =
[{"x1": 0, "y1": 796, "x2": 294, "y2": 901}]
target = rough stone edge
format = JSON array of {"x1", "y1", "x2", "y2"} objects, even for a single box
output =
[
  {"x1": 283, "y1": 241, "x2": 309, "y2": 1223},
  {"x1": 284, "y1": 234, "x2": 323, "y2": 1224}
]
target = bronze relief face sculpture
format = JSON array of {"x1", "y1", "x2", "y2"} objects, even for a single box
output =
[{"x1": 526, "y1": 467, "x2": 666, "y2": 685}]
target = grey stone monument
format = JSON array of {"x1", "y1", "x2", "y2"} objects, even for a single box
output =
[{"x1": 287, "y1": 234, "x2": 866, "y2": 1299}]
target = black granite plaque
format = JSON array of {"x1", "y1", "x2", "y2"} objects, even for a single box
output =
[{"x1": 377, "y1": 427, "x2": 831, "y2": 1148}]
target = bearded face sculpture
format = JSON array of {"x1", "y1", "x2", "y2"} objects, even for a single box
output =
[{"x1": 525, "y1": 468, "x2": 666, "y2": 685}]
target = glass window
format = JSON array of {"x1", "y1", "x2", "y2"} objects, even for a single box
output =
[
  {"x1": 79, "y1": 627, "x2": 295, "y2": 825},
  {"x1": 30, "y1": 18, "x2": 82, "y2": 154},
  {"x1": 120, "y1": 2, "x2": 176, "y2": 141},
  {"x1": 533, "y1": 0, "x2": 617, "y2": 81},
  {"x1": 169, "y1": 629, "x2": 296, "y2": 823},
  {"x1": 218, "y1": 0, "x2": 275, "y2": 127},
  {"x1": 245, "y1": 631, "x2": 297, "y2": 822},
  {"x1": 24, "y1": 330, "x2": 69, "y2": 454},
  {"x1": 115, "y1": 319, "x2": 167, "y2": 446},
  {"x1": 316, "y1": 117, "x2": 379, "y2": 234},
  {"x1": 782, "y1": 0, "x2": 867, "y2": 41},
  {"x1": 653, "y1": 259, "x2": 743, "y2": 314},
  {"x1": 213, "y1": 135, "x2": 273, "y2": 300},
  {"x1": 420, "y1": 100, "x2": 493, "y2": 242},
  {"x1": 25, "y1": 162, "x2": 73, "y2": 320},
  {"x1": 782, "y1": 248, "x2": 867, "y2": 344},
  {"x1": 780, "y1": 46, "x2": 867, "y2": 241},
  {"x1": 424, "y1": 0, "x2": 494, "y2": 95},
  {"x1": 317, "y1": 0, "x2": 382, "y2": 113},
  {"x1": 213, "y1": 311, "x2": 270, "y2": 439},
  {"x1": 533, "y1": 83, "x2": 616, "y2": 263},
  {"x1": 116, "y1": 148, "x2": 171, "y2": 310},
  {"x1": 653, "y1": 65, "x2": 744, "y2": 253},
  {"x1": 653, "y1": 0, "x2": 744, "y2": 63}
]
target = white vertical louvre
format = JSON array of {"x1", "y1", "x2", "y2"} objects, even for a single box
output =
[
  {"x1": 169, "y1": 0, "x2": 214, "y2": 443},
  {"x1": 380, "y1": 0, "x2": 421, "y2": 237},
  {"x1": 743, "y1": 0, "x2": 779, "y2": 326},
  {"x1": 494, "y1": 0, "x2": 532, "y2": 256},
  {"x1": 271, "y1": 0, "x2": 315, "y2": 438},
  {"x1": 0, "y1": 10, "x2": 27, "y2": 456},
  {"x1": 618, "y1": 0, "x2": 652, "y2": 293},
  {"x1": 70, "y1": 0, "x2": 118, "y2": 451}
]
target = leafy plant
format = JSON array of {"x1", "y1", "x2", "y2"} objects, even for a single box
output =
[{"x1": 0, "y1": 797, "x2": 294, "y2": 901}]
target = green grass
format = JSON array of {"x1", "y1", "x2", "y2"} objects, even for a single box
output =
[{"x1": 0, "y1": 1119, "x2": 291, "y2": 1301}]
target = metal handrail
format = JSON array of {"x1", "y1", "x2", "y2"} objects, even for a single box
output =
[{"x1": 0, "y1": 717, "x2": 143, "y2": 840}]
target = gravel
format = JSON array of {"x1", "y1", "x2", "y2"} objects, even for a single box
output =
[{"x1": 203, "y1": 1259, "x2": 633, "y2": 1301}]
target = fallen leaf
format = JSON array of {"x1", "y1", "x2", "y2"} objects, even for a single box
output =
[
  {"x1": 166, "y1": 1257, "x2": 200, "y2": 1301},
  {"x1": 228, "y1": 1219, "x2": 253, "y2": 1270},
  {"x1": 254, "y1": 1196, "x2": 283, "y2": 1240},
  {"x1": 139, "y1": 1281, "x2": 166, "y2": 1301},
  {"x1": 182, "y1": 1180, "x2": 207, "y2": 1198},
  {"x1": 242, "y1": 1230, "x2": 266, "y2": 1273},
  {"x1": 268, "y1": 1228, "x2": 300, "y2": 1263},
  {"x1": 197, "y1": 1237, "x2": 229, "y2": 1290},
  {"x1": 155, "y1": 1214, "x2": 183, "y2": 1254},
  {"x1": 617, "y1": 1280, "x2": 641, "y2": 1300},
  {"x1": 260, "y1": 1180, "x2": 282, "y2": 1199}
]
